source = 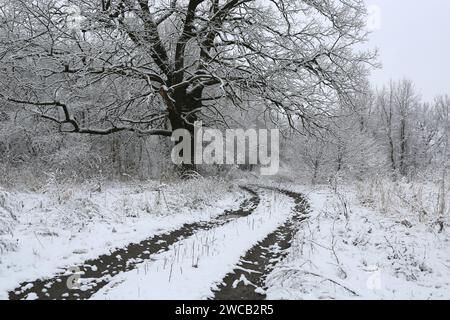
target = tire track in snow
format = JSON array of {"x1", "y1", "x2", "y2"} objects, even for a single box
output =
[
  {"x1": 8, "y1": 187, "x2": 260, "y2": 300},
  {"x1": 213, "y1": 186, "x2": 310, "y2": 300}
]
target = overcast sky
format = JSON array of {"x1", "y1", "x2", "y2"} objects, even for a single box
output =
[{"x1": 364, "y1": 0, "x2": 450, "y2": 101}]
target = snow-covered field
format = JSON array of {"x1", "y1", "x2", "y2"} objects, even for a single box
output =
[
  {"x1": 1, "y1": 178, "x2": 449, "y2": 300},
  {"x1": 0, "y1": 178, "x2": 244, "y2": 299},
  {"x1": 265, "y1": 183, "x2": 450, "y2": 300}
]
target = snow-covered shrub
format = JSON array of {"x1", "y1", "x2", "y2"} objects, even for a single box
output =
[
  {"x1": 11, "y1": 178, "x2": 237, "y2": 237},
  {"x1": 57, "y1": 197, "x2": 100, "y2": 227},
  {"x1": 356, "y1": 176, "x2": 449, "y2": 224},
  {"x1": 0, "y1": 189, "x2": 19, "y2": 253},
  {"x1": 165, "y1": 177, "x2": 234, "y2": 211}
]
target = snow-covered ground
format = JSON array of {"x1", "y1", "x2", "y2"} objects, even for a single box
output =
[
  {"x1": 265, "y1": 183, "x2": 450, "y2": 300},
  {"x1": 0, "y1": 178, "x2": 243, "y2": 299},
  {"x1": 1, "y1": 177, "x2": 449, "y2": 300}
]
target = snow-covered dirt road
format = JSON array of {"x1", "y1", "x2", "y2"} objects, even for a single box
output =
[
  {"x1": 8, "y1": 186, "x2": 308, "y2": 300},
  {"x1": 213, "y1": 186, "x2": 309, "y2": 300}
]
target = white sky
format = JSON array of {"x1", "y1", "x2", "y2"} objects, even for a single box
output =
[{"x1": 364, "y1": 0, "x2": 450, "y2": 101}]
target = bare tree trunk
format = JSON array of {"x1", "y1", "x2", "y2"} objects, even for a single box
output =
[
  {"x1": 379, "y1": 83, "x2": 397, "y2": 173},
  {"x1": 160, "y1": 87, "x2": 199, "y2": 175},
  {"x1": 388, "y1": 135, "x2": 396, "y2": 172},
  {"x1": 399, "y1": 117, "x2": 407, "y2": 176}
]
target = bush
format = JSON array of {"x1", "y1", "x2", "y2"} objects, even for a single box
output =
[{"x1": 0, "y1": 189, "x2": 19, "y2": 253}]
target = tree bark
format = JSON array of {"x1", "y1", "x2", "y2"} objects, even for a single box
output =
[
  {"x1": 159, "y1": 86, "x2": 201, "y2": 175},
  {"x1": 399, "y1": 118, "x2": 407, "y2": 176}
]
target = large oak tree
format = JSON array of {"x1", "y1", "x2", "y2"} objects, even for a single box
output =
[{"x1": 0, "y1": 0, "x2": 376, "y2": 165}]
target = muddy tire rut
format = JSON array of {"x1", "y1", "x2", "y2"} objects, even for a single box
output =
[{"x1": 212, "y1": 186, "x2": 309, "y2": 300}]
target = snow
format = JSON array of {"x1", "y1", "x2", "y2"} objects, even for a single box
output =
[
  {"x1": 1, "y1": 178, "x2": 449, "y2": 300},
  {"x1": 0, "y1": 179, "x2": 243, "y2": 299},
  {"x1": 264, "y1": 184, "x2": 450, "y2": 300},
  {"x1": 91, "y1": 189, "x2": 294, "y2": 299},
  {"x1": 0, "y1": 188, "x2": 19, "y2": 253}
]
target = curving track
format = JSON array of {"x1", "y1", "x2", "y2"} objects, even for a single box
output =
[
  {"x1": 9, "y1": 185, "x2": 309, "y2": 300},
  {"x1": 213, "y1": 186, "x2": 310, "y2": 300}
]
